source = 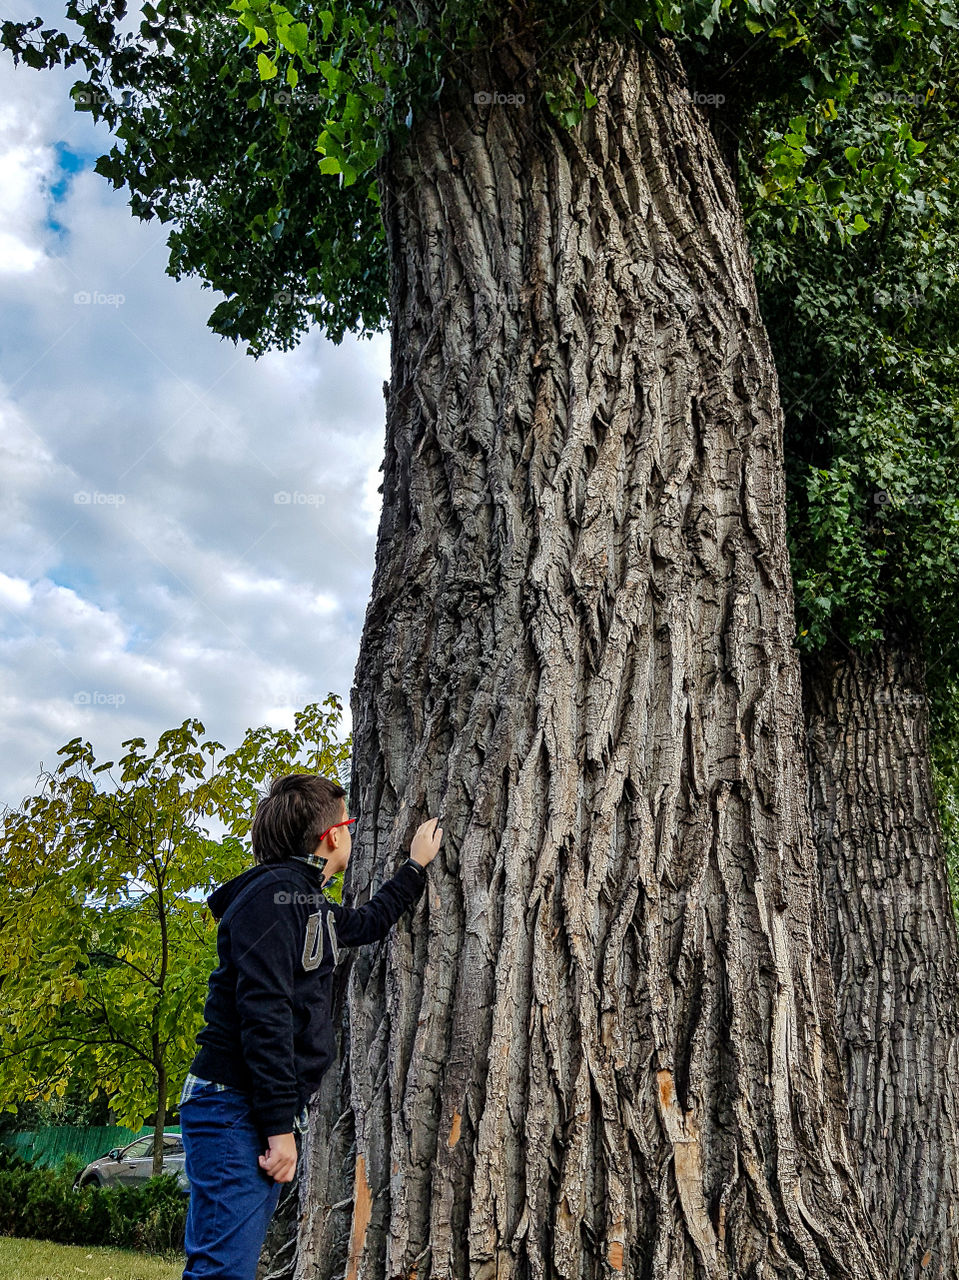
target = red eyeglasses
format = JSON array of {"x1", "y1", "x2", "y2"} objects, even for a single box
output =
[{"x1": 316, "y1": 817, "x2": 357, "y2": 843}]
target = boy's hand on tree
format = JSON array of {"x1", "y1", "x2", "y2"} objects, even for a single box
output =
[
  {"x1": 260, "y1": 1132, "x2": 297, "y2": 1183},
  {"x1": 411, "y1": 817, "x2": 443, "y2": 868}
]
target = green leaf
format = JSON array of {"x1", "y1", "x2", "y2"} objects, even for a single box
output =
[
  {"x1": 277, "y1": 21, "x2": 308, "y2": 55},
  {"x1": 257, "y1": 52, "x2": 278, "y2": 81}
]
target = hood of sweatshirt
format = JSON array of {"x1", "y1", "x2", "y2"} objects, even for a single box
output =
[{"x1": 206, "y1": 860, "x2": 322, "y2": 922}]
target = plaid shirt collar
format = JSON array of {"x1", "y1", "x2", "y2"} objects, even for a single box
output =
[
  {"x1": 289, "y1": 853, "x2": 336, "y2": 888},
  {"x1": 289, "y1": 852, "x2": 328, "y2": 872}
]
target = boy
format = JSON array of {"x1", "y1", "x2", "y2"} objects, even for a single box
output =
[{"x1": 178, "y1": 773, "x2": 442, "y2": 1280}]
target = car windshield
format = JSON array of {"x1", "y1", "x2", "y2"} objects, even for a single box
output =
[{"x1": 123, "y1": 1138, "x2": 153, "y2": 1159}]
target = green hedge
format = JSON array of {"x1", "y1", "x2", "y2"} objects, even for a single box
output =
[{"x1": 0, "y1": 1150, "x2": 186, "y2": 1253}]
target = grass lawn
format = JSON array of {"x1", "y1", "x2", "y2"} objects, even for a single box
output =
[{"x1": 0, "y1": 1236, "x2": 183, "y2": 1279}]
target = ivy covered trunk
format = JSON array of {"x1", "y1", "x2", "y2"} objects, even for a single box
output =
[
  {"x1": 296, "y1": 34, "x2": 887, "y2": 1280},
  {"x1": 802, "y1": 632, "x2": 959, "y2": 1280}
]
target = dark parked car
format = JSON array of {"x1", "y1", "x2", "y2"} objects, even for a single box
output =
[{"x1": 75, "y1": 1131, "x2": 188, "y2": 1191}]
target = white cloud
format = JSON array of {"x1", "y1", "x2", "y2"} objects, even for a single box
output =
[{"x1": 0, "y1": 47, "x2": 390, "y2": 810}]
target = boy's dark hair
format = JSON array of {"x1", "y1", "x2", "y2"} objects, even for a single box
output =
[{"x1": 251, "y1": 773, "x2": 347, "y2": 865}]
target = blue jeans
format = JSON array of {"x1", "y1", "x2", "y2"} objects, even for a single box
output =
[{"x1": 180, "y1": 1080, "x2": 284, "y2": 1280}]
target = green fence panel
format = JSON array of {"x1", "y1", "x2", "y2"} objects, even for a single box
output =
[{"x1": 0, "y1": 1125, "x2": 181, "y2": 1169}]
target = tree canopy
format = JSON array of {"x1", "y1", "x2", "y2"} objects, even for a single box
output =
[
  {"x1": 2, "y1": 0, "x2": 949, "y2": 350},
  {"x1": 3, "y1": 0, "x2": 958, "y2": 774},
  {"x1": 6, "y1": 0, "x2": 956, "y2": 644}
]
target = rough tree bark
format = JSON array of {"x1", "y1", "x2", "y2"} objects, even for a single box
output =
[
  {"x1": 258, "y1": 1134, "x2": 303, "y2": 1280},
  {"x1": 802, "y1": 629, "x2": 959, "y2": 1280},
  {"x1": 297, "y1": 32, "x2": 888, "y2": 1280}
]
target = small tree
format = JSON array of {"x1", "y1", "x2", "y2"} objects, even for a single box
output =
[{"x1": 0, "y1": 696, "x2": 349, "y2": 1177}]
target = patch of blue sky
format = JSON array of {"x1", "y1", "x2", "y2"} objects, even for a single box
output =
[
  {"x1": 46, "y1": 141, "x2": 96, "y2": 232},
  {"x1": 48, "y1": 564, "x2": 98, "y2": 595}
]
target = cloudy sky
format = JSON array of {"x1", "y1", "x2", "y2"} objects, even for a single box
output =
[{"x1": 0, "y1": 11, "x2": 390, "y2": 810}]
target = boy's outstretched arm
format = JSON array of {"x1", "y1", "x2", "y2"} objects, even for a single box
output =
[{"x1": 329, "y1": 817, "x2": 442, "y2": 947}]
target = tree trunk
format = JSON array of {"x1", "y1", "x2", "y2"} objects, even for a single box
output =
[
  {"x1": 152, "y1": 1056, "x2": 166, "y2": 1178},
  {"x1": 802, "y1": 630, "x2": 959, "y2": 1279},
  {"x1": 300, "y1": 33, "x2": 887, "y2": 1280},
  {"x1": 257, "y1": 1131, "x2": 303, "y2": 1280}
]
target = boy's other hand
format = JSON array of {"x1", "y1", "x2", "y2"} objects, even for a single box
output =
[
  {"x1": 259, "y1": 1132, "x2": 297, "y2": 1183},
  {"x1": 411, "y1": 817, "x2": 443, "y2": 868}
]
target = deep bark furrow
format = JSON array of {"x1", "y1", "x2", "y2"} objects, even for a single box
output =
[
  {"x1": 298, "y1": 35, "x2": 886, "y2": 1280},
  {"x1": 803, "y1": 637, "x2": 959, "y2": 1279}
]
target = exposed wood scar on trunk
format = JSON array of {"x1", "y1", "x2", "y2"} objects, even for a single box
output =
[
  {"x1": 345, "y1": 1153, "x2": 371, "y2": 1280},
  {"x1": 656, "y1": 1068, "x2": 719, "y2": 1268},
  {"x1": 447, "y1": 1109, "x2": 462, "y2": 1147}
]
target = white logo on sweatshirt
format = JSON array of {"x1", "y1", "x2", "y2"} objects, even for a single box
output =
[
  {"x1": 302, "y1": 909, "x2": 340, "y2": 971},
  {"x1": 302, "y1": 912, "x2": 323, "y2": 971}
]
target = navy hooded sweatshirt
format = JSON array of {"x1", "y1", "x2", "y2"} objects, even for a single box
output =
[{"x1": 188, "y1": 855, "x2": 427, "y2": 1138}]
